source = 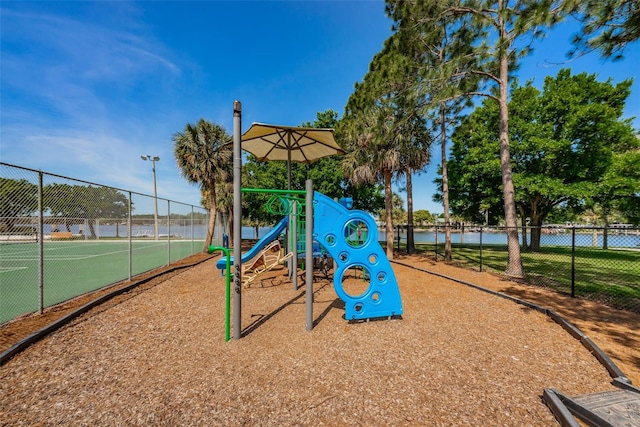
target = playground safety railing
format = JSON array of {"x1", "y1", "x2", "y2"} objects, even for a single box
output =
[{"x1": 0, "y1": 162, "x2": 218, "y2": 324}]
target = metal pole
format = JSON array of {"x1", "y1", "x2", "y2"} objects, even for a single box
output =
[
  {"x1": 191, "y1": 206, "x2": 195, "y2": 255},
  {"x1": 152, "y1": 158, "x2": 159, "y2": 241},
  {"x1": 167, "y1": 200, "x2": 170, "y2": 264},
  {"x1": 292, "y1": 201, "x2": 298, "y2": 290},
  {"x1": 434, "y1": 224, "x2": 438, "y2": 262},
  {"x1": 128, "y1": 192, "x2": 132, "y2": 280},
  {"x1": 479, "y1": 226, "x2": 483, "y2": 272},
  {"x1": 571, "y1": 227, "x2": 576, "y2": 298},
  {"x1": 208, "y1": 246, "x2": 232, "y2": 342},
  {"x1": 287, "y1": 134, "x2": 292, "y2": 190},
  {"x1": 306, "y1": 180, "x2": 313, "y2": 331},
  {"x1": 287, "y1": 147, "x2": 292, "y2": 191},
  {"x1": 141, "y1": 155, "x2": 160, "y2": 241},
  {"x1": 233, "y1": 100, "x2": 242, "y2": 340},
  {"x1": 38, "y1": 171, "x2": 43, "y2": 314}
]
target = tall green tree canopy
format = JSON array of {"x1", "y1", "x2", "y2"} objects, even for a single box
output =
[
  {"x1": 608, "y1": 149, "x2": 640, "y2": 225},
  {"x1": 386, "y1": 0, "x2": 480, "y2": 259},
  {"x1": 570, "y1": 0, "x2": 640, "y2": 60},
  {"x1": 383, "y1": 0, "x2": 578, "y2": 275},
  {"x1": 341, "y1": 34, "x2": 432, "y2": 258},
  {"x1": 0, "y1": 178, "x2": 38, "y2": 231},
  {"x1": 446, "y1": 69, "x2": 638, "y2": 248},
  {"x1": 43, "y1": 184, "x2": 128, "y2": 236}
]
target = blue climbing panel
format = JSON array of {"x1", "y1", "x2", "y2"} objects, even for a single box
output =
[{"x1": 313, "y1": 192, "x2": 403, "y2": 320}]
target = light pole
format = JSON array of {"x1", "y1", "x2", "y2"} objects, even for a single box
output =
[{"x1": 141, "y1": 155, "x2": 160, "y2": 240}]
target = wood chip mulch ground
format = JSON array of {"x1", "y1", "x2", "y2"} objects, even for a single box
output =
[{"x1": 1, "y1": 251, "x2": 638, "y2": 426}]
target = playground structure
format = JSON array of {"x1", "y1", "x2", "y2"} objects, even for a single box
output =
[
  {"x1": 239, "y1": 239, "x2": 292, "y2": 288},
  {"x1": 313, "y1": 191, "x2": 403, "y2": 320},
  {"x1": 4, "y1": 104, "x2": 636, "y2": 425},
  {"x1": 215, "y1": 215, "x2": 292, "y2": 288},
  {"x1": 211, "y1": 188, "x2": 404, "y2": 337},
  {"x1": 209, "y1": 101, "x2": 403, "y2": 340}
]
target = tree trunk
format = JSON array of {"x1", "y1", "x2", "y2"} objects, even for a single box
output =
[
  {"x1": 520, "y1": 214, "x2": 528, "y2": 250},
  {"x1": 529, "y1": 210, "x2": 545, "y2": 252},
  {"x1": 441, "y1": 103, "x2": 452, "y2": 261},
  {"x1": 497, "y1": 8, "x2": 524, "y2": 277},
  {"x1": 384, "y1": 169, "x2": 394, "y2": 260},
  {"x1": 203, "y1": 188, "x2": 217, "y2": 252},
  {"x1": 88, "y1": 220, "x2": 97, "y2": 239},
  {"x1": 227, "y1": 210, "x2": 233, "y2": 244},
  {"x1": 406, "y1": 170, "x2": 415, "y2": 254},
  {"x1": 603, "y1": 208, "x2": 610, "y2": 250}
]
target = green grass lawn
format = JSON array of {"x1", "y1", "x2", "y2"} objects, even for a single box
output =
[{"x1": 411, "y1": 242, "x2": 640, "y2": 311}]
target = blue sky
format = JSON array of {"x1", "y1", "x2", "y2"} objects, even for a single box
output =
[{"x1": 1, "y1": 1, "x2": 638, "y2": 215}]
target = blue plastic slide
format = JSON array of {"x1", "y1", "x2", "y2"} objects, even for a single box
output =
[{"x1": 215, "y1": 216, "x2": 289, "y2": 271}]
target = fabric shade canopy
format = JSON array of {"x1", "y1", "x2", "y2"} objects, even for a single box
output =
[
  {"x1": 241, "y1": 122, "x2": 346, "y2": 189},
  {"x1": 241, "y1": 122, "x2": 345, "y2": 164}
]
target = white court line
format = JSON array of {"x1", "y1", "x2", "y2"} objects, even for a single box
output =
[
  {"x1": 0, "y1": 266, "x2": 28, "y2": 273},
  {"x1": 1, "y1": 242, "x2": 173, "y2": 262}
]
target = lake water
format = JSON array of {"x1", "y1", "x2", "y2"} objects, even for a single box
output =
[
  {"x1": 54, "y1": 223, "x2": 640, "y2": 249},
  {"x1": 378, "y1": 229, "x2": 640, "y2": 248},
  {"x1": 247, "y1": 226, "x2": 639, "y2": 249}
]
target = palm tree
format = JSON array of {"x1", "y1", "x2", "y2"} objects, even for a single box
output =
[
  {"x1": 341, "y1": 31, "x2": 431, "y2": 259},
  {"x1": 396, "y1": 113, "x2": 431, "y2": 254},
  {"x1": 215, "y1": 180, "x2": 234, "y2": 242},
  {"x1": 173, "y1": 119, "x2": 232, "y2": 252},
  {"x1": 342, "y1": 103, "x2": 429, "y2": 260}
]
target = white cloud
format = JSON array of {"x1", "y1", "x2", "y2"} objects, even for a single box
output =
[
  {"x1": 1, "y1": 5, "x2": 180, "y2": 126},
  {"x1": 0, "y1": 4, "x2": 204, "y2": 206}
]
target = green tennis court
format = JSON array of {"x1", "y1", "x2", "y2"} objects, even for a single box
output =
[{"x1": 0, "y1": 239, "x2": 205, "y2": 323}]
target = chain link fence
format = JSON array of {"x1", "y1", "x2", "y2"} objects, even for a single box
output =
[
  {"x1": 400, "y1": 224, "x2": 640, "y2": 313},
  {"x1": 1, "y1": 162, "x2": 220, "y2": 324}
]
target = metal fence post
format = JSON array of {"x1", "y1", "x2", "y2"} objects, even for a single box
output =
[
  {"x1": 128, "y1": 192, "x2": 132, "y2": 281},
  {"x1": 38, "y1": 171, "x2": 44, "y2": 314},
  {"x1": 434, "y1": 224, "x2": 438, "y2": 262},
  {"x1": 571, "y1": 226, "x2": 576, "y2": 298},
  {"x1": 167, "y1": 199, "x2": 170, "y2": 265},
  {"x1": 191, "y1": 206, "x2": 195, "y2": 255},
  {"x1": 479, "y1": 227, "x2": 483, "y2": 272}
]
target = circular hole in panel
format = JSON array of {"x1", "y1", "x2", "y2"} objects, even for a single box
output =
[
  {"x1": 368, "y1": 253, "x2": 378, "y2": 265},
  {"x1": 325, "y1": 234, "x2": 336, "y2": 246},
  {"x1": 339, "y1": 251, "x2": 349, "y2": 263},
  {"x1": 341, "y1": 265, "x2": 371, "y2": 298},
  {"x1": 377, "y1": 271, "x2": 387, "y2": 284},
  {"x1": 344, "y1": 218, "x2": 369, "y2": 249},
  {"x1": 354, "y1": 303, "x2": 364, "y2": 313},
  {"x1": 371, "y1": 292, "x2": 381, "y2": 304}
]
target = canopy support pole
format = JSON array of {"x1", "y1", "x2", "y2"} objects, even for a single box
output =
[
  {"x1": 292, "y1": 201, "x2": 298, "y2": 290},
  {"x1": 306, "y1": 179, "x2": 314, "y2": 331},
  {"x1": 233, "y1": 100, "x2": 242, "y2": 340}
]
